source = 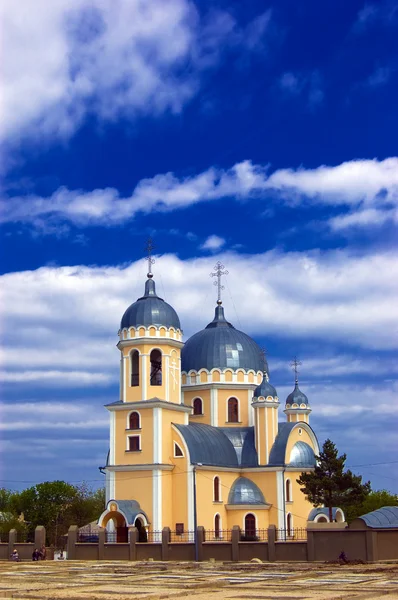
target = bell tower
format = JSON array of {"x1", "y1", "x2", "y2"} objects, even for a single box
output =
[
  {"x1": 252, "y1": 366, "x2": 280, "y2": 465},
  {"x1": 284, "y1": 358, "x2": 311, "y2": 424}
]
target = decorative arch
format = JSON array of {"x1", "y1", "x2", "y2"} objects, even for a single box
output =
[
  {"x1": 174, "y1": 442, "x2": 184, "y2": 457},
  {"x1": 150, "y1": 348, "x2": 162, "y2": 386},
  {"x1": 193, "y1": 397, "x2": 203, "y2": 415},
  {"x1": 128, "y1": 410, "x2": 141, "y2": 430},
  {"x1": 227, "y1": 397, "x2": 239, "y2": 423}
]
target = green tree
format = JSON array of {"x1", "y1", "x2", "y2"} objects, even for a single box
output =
[
  {"x1": 297, "y1": 439, "x2": 371, "y2": 522},
  {"x1": 345, "y1": 489, "x2": 398, "y2": 523},
  {"x1": 16, "y1": 481, "x2": 78, "y2": 545}
]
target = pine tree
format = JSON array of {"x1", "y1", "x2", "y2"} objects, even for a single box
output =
[{"x1": 297, "y1": 439, "x2": 371, "y2": 522}]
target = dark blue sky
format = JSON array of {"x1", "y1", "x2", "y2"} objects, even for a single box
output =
[{"x1": 1, "y1": 0, "x2": 397, "y2": 494}]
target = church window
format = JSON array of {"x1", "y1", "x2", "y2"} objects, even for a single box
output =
[
  {"x1": 213, "y1": 476, "x2": 220, "y2": 502},
  {"x1": 174, "y1": 442, "x2": 183, "y2": 457},
  {"x1": 131, "y1": 350, "x2": 139, "y2": 386},
  {"x1": 214, "y1": 514, "x2": 221, "y2": 538},
  {"x1": 244, "y1": 513, "x2": 256, "y2": 539},
  {"x1": 150, "y1": 349, "x2": 162, "y2": 386},
  {"x1": 193, "y1": 397, "x2": 203, "y2": 415},
  {"x1": 129, "y1": 411, "x2": 140, "y2": 430},
  {"x1": 287, "y1": 513, "x2": 292, "y2": 536},
  {"x1": 227, "y1": 397, "x2": 239, "y2": 423},
  {"x1": 285, "y1": 479, "x2": 291, "y2": 502},
  {"x1": 128, "y1": 436, "x2": 140, "y2": 451}
]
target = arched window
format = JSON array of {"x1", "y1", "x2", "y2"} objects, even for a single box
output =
[
  {"x1": 287, "y1": 513, "x2": 292, "y2": 536},
  {"x1": 131, "y1": 350, "x2": 139, "y2": 386},
  {"x1": 129, "y1": 411, "x2": 140, "y2": 430},
  {"x1": 150, "y1": 349, "x2": 162, "y2": 386},
  {"x1": 193, "y1": 398, "x2": 203, "y2": 415},
  {"x1": 244, "y1": 513, "x2": 256, "y2": 539},
  {"x1": 285, "y1": 479, "x2": 291, "y2": 502},
  {"x1": 213, "y1": 476, "x2": 220, "y2": 502},
  {"x1": 228, "y1": 397, "x2": 239, "y2": 423},
  {"x1": 214, "y1": 514, "x2": 221, "y2": 539}
]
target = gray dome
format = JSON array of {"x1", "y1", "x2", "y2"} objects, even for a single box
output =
[
  {"x1": 289, "y1": 441, "x2": 316, "y2": 467},
  {"x1": 181, "y1": 305, "x2": 267, "y2": 373},
  {"x1": 228, "y1": 477, "x2": 266, "y2": 505},
  {"x1": 254, "y1": 376, "x2": 277, "y2": 399},
  {"x1": 286, "y1": 382, "x2": 309, "y2": 406},
  {"x1": 121, "y1": 278, "x2": 181, "y2": 330}
]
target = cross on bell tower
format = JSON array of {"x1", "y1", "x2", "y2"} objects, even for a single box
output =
[
  {"x1": 210, "y1": 261, "x2": 229, "y2": 305},
  {"x1": 290, "y1": 356, "x2": 302, "y2": 384},
  {"x1": 145, "y1": 238, "x2": 155, "y2": 278}
]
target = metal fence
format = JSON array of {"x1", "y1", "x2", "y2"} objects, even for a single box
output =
[
  {"x1": 239, "y1": 529, "x2": 268, "y2": 542},
  {"x1": 276, "y1": 528, "x2": 307, "y2": 541},
  {"x1": 14, "y1": 531, "x2": 34, "y2": 543},
  {"x1": 0, "y1": 531, "x2": 9, "y2": 543},
  {"x1": 204, "y1": 529, "x2": 232, "y2": 542},
  {"x1": 169, "y1": 530, "x2": 195, "y2": 543}
]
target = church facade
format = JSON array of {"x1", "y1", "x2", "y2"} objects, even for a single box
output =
[{"x1": 98, "y1": 262, "x2": 328, "y2": 541}]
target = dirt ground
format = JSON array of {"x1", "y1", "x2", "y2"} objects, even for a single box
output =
[{"x1": 0, "y1": 560, "x2": 398, "y2": 600}]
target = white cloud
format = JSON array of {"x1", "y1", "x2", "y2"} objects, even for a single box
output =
[
  {"x1": 0, "y1": 250, "x2": 397, "y2": 391},
  {"x1": 0, "y1": 0, "x2": 271, "y2": 145},
  {"x1": 329, "y1": 207, "x2": 398, "y2": 230},
  {"x1": 200, "y1": 235, "x2": 226, "y2": 251},
  {"x1": 2, "y1": 157, "x2": 397, "y2": 230}
]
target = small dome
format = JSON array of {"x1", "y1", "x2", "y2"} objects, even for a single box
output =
[
  {"x1": 285, "y1": 382, "x2": 309, "y2": 407},
  {"x1": 253, "y1": 376, "x2": 278, "y2": 400},
  {"x1": 121, "y1": 278, "x2": 181, "y2": 330},
  {"x1": 228, "y1": 477, "x2": 266, "y2": 505},
  {"x1": 289, "y1": 441, "x2": 316, "y2": 467},
  {"x1": 181, "y1": 305, "x2": 267, "y2": 373}
]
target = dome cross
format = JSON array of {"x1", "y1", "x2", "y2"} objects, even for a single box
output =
[
  {"x1": 290, "y1": 356, "x2": 302, "y2": 384},
  {"x1": 145, "y1": 238, "x2": 155, "y2": 278},
  {"x1": 210, "y1": 261, "x2": 229, "y2": 305}
]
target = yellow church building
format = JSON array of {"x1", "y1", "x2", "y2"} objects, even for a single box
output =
[{"x1": 98, "y1": 260, "x2": 333, "y2": 542}]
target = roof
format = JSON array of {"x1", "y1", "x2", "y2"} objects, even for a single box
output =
[
  {"x1": 254, "y1": 376, "x2": 278, "y2": 399},
  {"x1": 286, "y1": 382, "x2": 309, "y2": 406},
  {"x1": 228, "y1": 477, "x2": 266, "y2": 505},
  {"x1": 357, "y1": 506, "x2": 398, "y2": 529},
  {"x1": 105, "y1": 500, "x2": 150, "y2": 526},
  {"x1": 268, "y1": 422, "x2": 296, "y2": 465},
  {"x1": 174, "y1": 423, "x2": 258, "y2": 467},
  {"x1": 308, "y1": 507, "x2": 343, "y2": 521},
  {"x1": 288, "y1": 441, "x2": 316, "y2": 467},
  {"x1": 181, "y1": 305, "x2": 267, "y2": 373},
  {"x1": 121, "y1": 278, "x2": 180, "y2": 330},
  {"x1": 268, "y1": 422, "x2": 318, "y2": 466}
]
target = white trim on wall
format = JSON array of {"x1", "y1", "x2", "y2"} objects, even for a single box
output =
[
  {"x1": 210, "y1": 388, "x2": 218, "y2": 426},
  {"x1": 276, "y1": 471, "x2": 284, "y2": 529},
  {"x1": 153, "y1": 407, "x2": 162, "y2": 463},
  {"x1": 152, "y1": 468, "x2": 162, "y2": 531}
]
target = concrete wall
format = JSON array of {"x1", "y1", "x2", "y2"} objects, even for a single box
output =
[{"x1": 65, "y1": 524, "x2": 398, "y2": 563}]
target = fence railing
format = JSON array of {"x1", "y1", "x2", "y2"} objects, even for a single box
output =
[
  {"x1": 276, "y1": 528, "x2": 307, "y2": 541},
  {"x1": 169, "y1": 530, "x2": 195, "y2": 543},
  {"x1": 0, "y1": 531, "x2": 9, "y2": 543},
  {"x1": 239, "y1": 528, "x2": 268, "y2": 542},
  {"x1": 204, "y1": 529, "x2": 232, "y2": 542},
  {"x1": 13, "y1": 531, "x2": 34, "y2": 543}
]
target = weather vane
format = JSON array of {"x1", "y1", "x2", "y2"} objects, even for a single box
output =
[
  {"x1": 145, "y1": 238, "x2": 155, "y2": 278},
  {"x1": 290, "y1": 356, "x2": 302, "y2": 384},
  {"x1": 210, "y1": 261, "x2": 229, "y2": 305}
]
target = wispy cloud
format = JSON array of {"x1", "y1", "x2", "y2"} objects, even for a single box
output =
[
  {"x1": 2, "y1": 157, "x2": 397, "y2": 231},
  {"x1": 200, "y1": 235, "x2": 226, "y2": 251},
  {"x1": 0, "y1": 0, "x2": 273, "y2": 146},
  {"x1": 279, "y1": 69, "x2": 324, "y2": 108}
]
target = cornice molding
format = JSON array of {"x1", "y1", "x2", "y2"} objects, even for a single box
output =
[
  {"x1": 117, "y1": 338, "x2": 183, "y2": 350},
  {"x1": 105, "y1": 399, "x2": 192, "y2": 413},
  {"x1": 106, "y1": 463, "x2": 174, "y2": 472}
]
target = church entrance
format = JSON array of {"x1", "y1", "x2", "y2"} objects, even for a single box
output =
[
  {"x1": 244, "y1": 513, "x2": 256, "y2": 540},
  {"x1": 134, "y1": 517, "x2": 148, "y2": 542}
]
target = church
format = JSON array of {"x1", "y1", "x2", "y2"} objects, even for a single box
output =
[{"x1": 98, "y1": 256, "x2": 332, "y2": 542}]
